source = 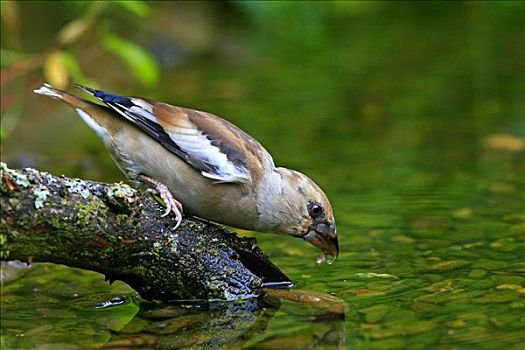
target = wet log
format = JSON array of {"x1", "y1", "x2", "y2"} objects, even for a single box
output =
[{"x1": 0, "y1": 162, "x2": 291, "y2": 301}]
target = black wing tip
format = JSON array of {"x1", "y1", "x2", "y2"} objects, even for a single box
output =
[{"x1": 74, "y1": 84, "x2": 133, "y2": 107}]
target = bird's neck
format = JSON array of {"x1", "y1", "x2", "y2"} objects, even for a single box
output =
[{"x1": 254, "y1": 167, "x2": 302, "y2": 235}]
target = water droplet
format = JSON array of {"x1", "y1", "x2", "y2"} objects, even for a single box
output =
[
  {"x1": 315, "y1": 254, "x2": 336, "y2": 265},
  {"x1": 326, "y1": 255, "x2": 335, "y2": 265},
  {"x1": 316, "y1": 255, "x2": 326, "y2": 265}
]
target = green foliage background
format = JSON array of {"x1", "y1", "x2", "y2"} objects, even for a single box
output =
[{"x1": 1, "y1": 1, "x2": 525, "y2": 349}]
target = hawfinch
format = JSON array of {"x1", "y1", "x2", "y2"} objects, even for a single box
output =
[{"x1": 34, "y1": 84, "x2": 338, "y2": 257}]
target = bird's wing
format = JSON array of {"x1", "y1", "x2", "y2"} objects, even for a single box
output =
[{"x1": 76, "y1": 85, "x2": 271, "y2": 184}]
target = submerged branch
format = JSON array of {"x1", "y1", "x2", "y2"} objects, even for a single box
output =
[{"x1": 0, "y1": 163, "x2": 290, "y2": 301}]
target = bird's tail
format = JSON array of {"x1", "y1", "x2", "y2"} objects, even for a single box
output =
[
  {"x1": 33, "y1": 83, "x2": 65, "y2": 100},
  {"x1": 34, "y1": 83, "x2": 116, "y2": 140},
  {"x1": 34, "y1": 83, "x2": 96, "y2": 110}
]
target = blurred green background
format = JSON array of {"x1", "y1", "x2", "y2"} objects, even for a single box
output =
[{"x1": 1, "y1": 1, "x2": 524, "y2": 349}]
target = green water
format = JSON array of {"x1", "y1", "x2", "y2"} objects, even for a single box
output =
[{"x1": 1, "y1": 1, "x2": 525, "y2": 349}]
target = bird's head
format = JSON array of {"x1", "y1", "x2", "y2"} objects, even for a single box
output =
[{"x1": 265, "y1": 168, "x2": 338, "y2": 258}]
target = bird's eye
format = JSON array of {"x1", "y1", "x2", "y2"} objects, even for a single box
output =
[{"x1": 308, "y1": 202, "x2": 323, "y2": 217}]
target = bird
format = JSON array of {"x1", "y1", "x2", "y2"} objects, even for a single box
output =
[{"x1": 33, "y1": 83, "x2": 338, "y2": 257}]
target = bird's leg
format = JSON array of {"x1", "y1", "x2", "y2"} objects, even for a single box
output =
[{"x1": 138, "y1": 174, "x2": 183, "y2": 229}]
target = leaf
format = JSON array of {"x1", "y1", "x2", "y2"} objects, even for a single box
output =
[
  {"x1": 57, "y1": 18, "x2": 92, "y2": 46},
  {"x1": 483, "y1": 133, "x2": 525, "y2": 152},
  {"x1": 113, "y1": 0, "x2": 150, "y2": 17},
  {"x1": 102, "y1": 34, "x2": 159, "y2": 87},
  {"x1": 44, "y1": 51, "x2": 70, "y2": 89}
]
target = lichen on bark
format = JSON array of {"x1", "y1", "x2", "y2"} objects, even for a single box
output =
[{"x1": 0, "y1": 163, "x2": 291, "y2": 301}]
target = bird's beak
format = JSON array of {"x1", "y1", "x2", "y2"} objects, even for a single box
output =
[{"x1": 303, "y1": 221, "x2": 338, "y2": 258}]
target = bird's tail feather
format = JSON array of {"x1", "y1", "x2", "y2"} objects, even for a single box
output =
[
  {"x1": 34, "y1": 83, "x2": 96, "y2": 110},
  {"x1": 33, "y1": 83, "x2": 115, "y2": 140},
  {"x1": 33, "y1": 83, "x2": 64, "y2": 100}
]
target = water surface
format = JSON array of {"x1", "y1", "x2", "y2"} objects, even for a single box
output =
[{"x1": 1, "y1": 2, "x2": 524, "y2": 349}]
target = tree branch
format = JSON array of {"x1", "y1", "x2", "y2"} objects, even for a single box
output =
[{"x1": 0, "y1": 162, "x2": 291, "y2": 301}]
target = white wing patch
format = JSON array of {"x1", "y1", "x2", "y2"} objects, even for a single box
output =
[
  {"x1": 167, "y1": 129, "x2": 251, "y2": 183},
  {"x1": 129, "y1": 106, "x2": 157, "y2": 122},
  {"x1": 129, "y1": 99, "x2": 156, "y2": 122}
]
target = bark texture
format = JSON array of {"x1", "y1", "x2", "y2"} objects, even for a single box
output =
[{"x1": 0, "y1": 163, "x2": 290, "y2": 301}]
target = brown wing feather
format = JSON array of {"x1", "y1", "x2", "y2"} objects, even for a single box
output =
[
  {"x1": 149, "y1": 100, "x2": 273, "y2": 184},
  {"x1": 75, "y1": 85, "x2": 272, "y2": 184}
]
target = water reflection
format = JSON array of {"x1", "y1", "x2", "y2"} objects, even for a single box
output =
[
  {"x1": 105, "y1": 294, "x2": 346, "y2": 349},
  {"x1": 1, "y1": 1, "x2": 524, "y2": 348}
]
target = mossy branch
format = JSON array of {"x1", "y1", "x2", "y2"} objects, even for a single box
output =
[{"x1": 0, "y1": 163, "x2": 290, "y2": 301}]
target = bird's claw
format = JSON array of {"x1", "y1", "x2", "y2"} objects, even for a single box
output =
[
  {"x1": 141, "y1": 175, "x2": 183, "y2": 230},
  {"x1": 158, "y1": 190, "x2": 183, "y2": 229}
]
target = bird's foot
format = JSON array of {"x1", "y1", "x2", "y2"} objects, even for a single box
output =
[{"x1": 139, "y1": 175, "x2": 183, "y2": 229}]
